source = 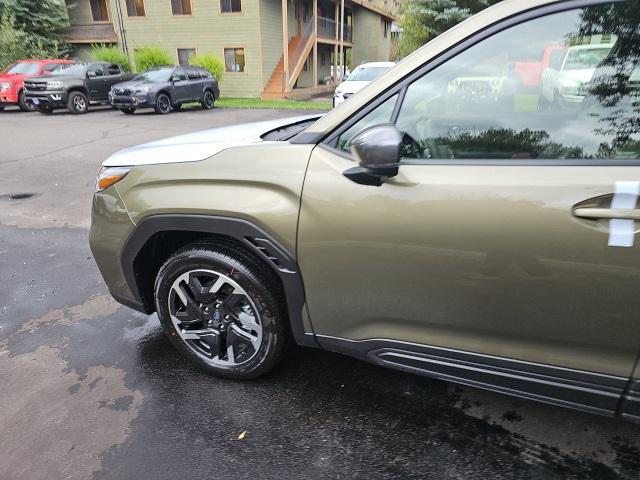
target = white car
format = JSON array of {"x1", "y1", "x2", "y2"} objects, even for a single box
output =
[
  {"x1": 540, "y1": 38, "x2": 616, "y2": 108},
  {"x1": 333, "y1": 62, "x2": 395, "y2": 107}
]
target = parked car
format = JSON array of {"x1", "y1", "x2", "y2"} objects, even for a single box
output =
[
  {"x1": 90, "y1": 0, "x2": 640, "y2": 421},
  {"x1": 0, "y1": 59, "x2": 73, "y2": 111},
  {"x1": 540, "y1": 36, "x2": 617, "y2": 109},
  {"x1": 24, "y1": 62, "x2": 133, "y2": 114},
  {"x1": 109, "y1": 66, "x2": 220, "y2": 114},
  {"x1": 333, "y1": 62, "x2": 394, "y2": 107}
]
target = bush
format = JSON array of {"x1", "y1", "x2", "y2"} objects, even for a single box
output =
[
  {"x1": 134, "y1": 46, "x2": 173, "y2": 72},
  {"x1": 91, "y1": 44, "x2": 132, "y2": 72},
  {"x1": 189, "y1": 53, "x2": 224, "y2": 82}
]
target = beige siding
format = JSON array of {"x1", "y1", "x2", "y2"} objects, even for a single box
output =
[
  {"x1": 67, "y1": 0, "x2": 98, "y2": 24},
  {"x1": 351, "y1": 7, "x2": 390, "y2": 66},
  {"x1": 260, "y1": 0, "x2": 283, "y2": 88}
]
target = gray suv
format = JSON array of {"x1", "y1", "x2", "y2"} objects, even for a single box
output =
[{"x1": 109, "y1": 66, "x2": 220, "y2": 114}]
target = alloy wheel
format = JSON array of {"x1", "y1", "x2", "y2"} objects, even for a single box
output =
[
  {"x1": 74, "y1": 95, "x2": 87, "y2": 112},
  {"x1": 158, "y1": 94, "x2": 171, "y2": 113},
  {"x1": 167, "y1": 269, "x2": 262, "y2": 366},
  {"x1": 204, "y1": 92, "x2": 214, "y2": 109}
]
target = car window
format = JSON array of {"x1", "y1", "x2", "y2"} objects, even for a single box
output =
[
  {"x1": 336, "y1": 94, "x2": 398, "y2": 152},
  {"x1": 5, "y1": 62, "x2": 40, "y2": 75},
  {"x1": 172, "y1": 69, "x2": 187, "y2": 81},
  {"x1": 549, "y1": 50, "x2": 565, "y2": 70},
  {"x1": 186, "y1": 69, "x2": 201, "y2": 80},
  {"x1": 43, "y1": 63, "x2": 63, "y2": 73},
  {"x1": 88, "y1": 64, "x2": 105, "y2": 77},
  {"x1": 392, "y1": 3, "x2": 639, "y2": 161},
  {"x1": 107, "y1": 64, "x2": 122, "y2": 75}
]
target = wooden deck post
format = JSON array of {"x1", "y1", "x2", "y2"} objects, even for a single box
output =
[{"x1": 282, "y1": 0, "x2": 289, "y2": 92}]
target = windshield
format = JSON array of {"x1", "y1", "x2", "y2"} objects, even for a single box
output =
[
  {"x1": 347, "y1": 66, "x2": 390, "y2": 82},
  {"x1": 134, "y1": 68, "x2": 173, "y2": 82},
  {"x1": 51, "y1": 64, "x2": 88, "y2": 76},
  {"x1": 563, "y1": 46, "x2": 613, "y2": 70},
  {"x1": 5, "y1": 62, "x2": 40, "y2": 75}
]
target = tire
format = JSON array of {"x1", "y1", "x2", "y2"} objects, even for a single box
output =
[
  {"x1": 121, "y1": 107, "x2": 136, "y2": 114},
  {"x1": 154, "y1": 242, "x2": 289, "y2": 379},
  {"x1": 0, "y1": 106, "x2": 4, "y2": 111},
  {"x1": 154, "y1": 93, "x2": 172, "y2": 114},
  {"x1": 67, "y1": 91, "x2": 89, "y2": 114},
  {"x1": 201, "y1": 90, "x2": 215, "y2": 110},
  {"x1": 37, "y1": 105, "x2": 53, "y2": 114},
  {"x1": 18, "y1": 90, "x2": 35, "y2": 112}
]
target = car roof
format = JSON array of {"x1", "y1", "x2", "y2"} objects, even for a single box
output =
[
  {"x1": 306, "y1": 0, "x2": 568, "y2": 135},
  {"x1": 15, "y1": 59, "x2": 73, "y2": 63},
  {"x1": 356, "y1": 62, "x2": 396, "y2": 68}
]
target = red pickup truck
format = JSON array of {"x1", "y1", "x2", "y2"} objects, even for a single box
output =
[
  {"x1": 0, "y1": 59, "x2": 74, "y2": 111},
  {"x1": 512, "y1": 45, "x2": 565, "y2": 88}
]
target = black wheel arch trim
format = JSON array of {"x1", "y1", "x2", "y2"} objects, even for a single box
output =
[
  {"x1": 120, "y1": 214, "x2": 319, "y2": 348},
  {"x1": 316, "y1": 335, "x2": 635, "y2": 420}
]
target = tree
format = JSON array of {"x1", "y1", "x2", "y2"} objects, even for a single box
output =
[
  {"x1": 0, "y1": 0, "x2": 70, "y2": 63},
  {"x1": 397, "y1": 0, "x2": 501, "y2": 58}
]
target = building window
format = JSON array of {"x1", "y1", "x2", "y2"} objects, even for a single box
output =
[
  {"x1": 172, "y1": 0, "x2": 192, "y2": 15},
  {"x1": 177, "y1": 48, "x2": 196, "y2": 66},
  {"x1": 224, "y1": 48, "x2": 245, "y2": 72},
  {"x1": 90, "y1": 0, "x2": 109, "y2": 21},
  {"x1": 126, "y1": 0, "x2": 145, "y2": 16},
  {"x1": 220, "y1": 0, "x2": 241, "y2": 14},
  {"x1": 382, "y1": 19, "x2": 389, "y2": 38}
]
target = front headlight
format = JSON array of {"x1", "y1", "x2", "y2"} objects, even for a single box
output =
[
  {"x1": 134, "y1": 86, "x2": 150, "y2": 94},
  {"x1": 46, "y1": 80, "x2": 64, "y2": 90},
  {"x1": 0, "y1": 82, "x2": 12, "y2": 91},
  {"x1": 96, "y1": 167, "x2": 131, "y2": 192}
]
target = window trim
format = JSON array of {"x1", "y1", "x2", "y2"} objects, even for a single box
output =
[
  {"x1": 219, "y1": 0, "x2": 243, "y2": 15},
  {"x1": 171, "y1": 0, "x2": 193, "y2": 16},
  {"x1": 125, "y1": 0, "x2": 146, "y2": 17},
  {"x1": 223, "y1": 46, "x2": 247, "y2": 74},
  {"x1": 321, "y1": 0, "x2": 639, "y2": 166},
  {"x1": 176, "y1": 47, "x2": 197, "y2": 67},
  {"x1": 90, "y1": 0, "x2": 110, "y2": 22}
]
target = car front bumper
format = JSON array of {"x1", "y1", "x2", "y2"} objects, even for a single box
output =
[
  {"x1": 25, "y1": 90, "x2": 67, "y2": 108},
  {"x1": 89, "y1": 186, "x2": 144, "y2": 312},
  {"x1": 109, "y1": 93, "x2": 154, "y2": 109},
  {"x1": 0, "y1": 91, "x2": 19, "y2": 105}
]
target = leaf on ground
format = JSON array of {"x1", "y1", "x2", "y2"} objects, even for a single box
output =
[{"x1": 238, "y1": 431, "x2": 246, "y2": 440}]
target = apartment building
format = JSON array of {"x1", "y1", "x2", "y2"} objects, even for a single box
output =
[{"x1": 65, "y1": 0, "x2": 396, "y2": 98}]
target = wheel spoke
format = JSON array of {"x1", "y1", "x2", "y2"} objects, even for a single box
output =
[
  {"x1": 182, "y1": 328, "x2": 222, "y2": 358},
  {"x1": 226, "y1": 324, "x2": 258, "y2": 361},
  {"x1": 236, "y1": 311, "x2": 260, "y2": 334}
]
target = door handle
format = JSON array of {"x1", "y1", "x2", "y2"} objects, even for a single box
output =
[{"x1": 573, "y1": 207, "x2": 640, "y2": 220}]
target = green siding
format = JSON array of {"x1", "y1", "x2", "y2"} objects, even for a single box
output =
[{"x1": 260, "y1": 0, "x2": 283, "y2": 87}]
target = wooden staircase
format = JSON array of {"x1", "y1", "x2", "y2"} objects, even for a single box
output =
[
  {"x1": 261, "y1": 37, "x2": 301, "y2": 100},
  {"x1": 261, "y1": 34, "x2": 314, "y2": 100}
]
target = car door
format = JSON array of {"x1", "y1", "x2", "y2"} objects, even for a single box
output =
[
  {"x1": 185, "y1": 68, "x2": 204, "y2": 101},
  {"x1": 104, "y1": 64, "x2": 125, "y2": 93},
  {"x1": 86, "y1": 64, "x2": 106, "y2": 99},
  {"x1": 298, "y1": 2, "x2": 640, "y2": 414},
  {"x1": 171, "y1": 68, "x2": 190, "y2": 103}
]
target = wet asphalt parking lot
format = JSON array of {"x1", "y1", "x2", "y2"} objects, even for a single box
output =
[{"x1": 1, "y1": 105, "x2": 639, "y2": 479}]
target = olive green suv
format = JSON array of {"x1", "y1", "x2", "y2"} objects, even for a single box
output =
[{"x1": 90, "y1": 0, "x2": 640, "y2": 420}]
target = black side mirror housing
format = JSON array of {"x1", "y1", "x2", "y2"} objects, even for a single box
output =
[{"x1": 343, "y1": 124, "x2": 402, "y2": 186}]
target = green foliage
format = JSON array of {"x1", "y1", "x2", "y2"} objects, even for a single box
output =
[
  {"x1": 189, "y1": 53, "x2": 224, "y2": 82},
  {"x1": 0, "y1": 0, "x2": 70, "y2": 58},
  {"x1": 398, "y1": 0, "x2": 501, "y2": 58},
  {"x1": 134, "y1": 46, "x2": 173, "y2": 72},
  {"x1": 0, "y1": 13, "x2": 64, "y2": 70},
  {"x1": 91, "y1": 44, "x2": 133, "y2": 72}
]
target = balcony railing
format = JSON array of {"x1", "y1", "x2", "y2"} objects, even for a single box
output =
[
  {"x1": 317, "y1": 16, "x2": 352, "y2": 42},
  {"x1": 65, "y1": 23, "x2": 117, "y2": 44},
  {"x1": 288, "y1": 17, "x2": 314, "y2": 76}
]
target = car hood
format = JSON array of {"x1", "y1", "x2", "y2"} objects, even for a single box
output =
[
  {"x1": 103, "y1": 114, "x2": 321, "y2": 167},
  {"x1": 335, "y1": 80, "x2": 370, "y2": 95},
  {"x1": 558, "y1": 69, "x2": 596, "y2": 84},
  {"x1": 112, "y1": 80, "x2": 161, "y2": 90},
  {"x1": 0, "y1": 73, "x2": 25, "y2": 83}
]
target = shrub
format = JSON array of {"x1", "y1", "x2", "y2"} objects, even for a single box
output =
[
  {"x1": 91, "y1": 44, "x2": 132, "y2": 72},
  {"x1": 134, "y1": 46, "x2": 173, "y2": 72},
  {"x1": 189, "y1": 53, "x2": 224, "y2": 82}
]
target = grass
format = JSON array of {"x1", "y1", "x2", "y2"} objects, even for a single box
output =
[{"x1": 216, "y1": 97, "x2": 332, "y2": 110}]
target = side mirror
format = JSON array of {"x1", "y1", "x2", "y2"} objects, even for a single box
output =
[
  {"x1": 343, "y1": 124, "x2": 402, "y2": 186},
  {"x1": 170, "y1": 76, "x2": 179, "y2": 82},
  {"x1": 87, "y1": 71, "x2": 97, "y2": 78}
]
